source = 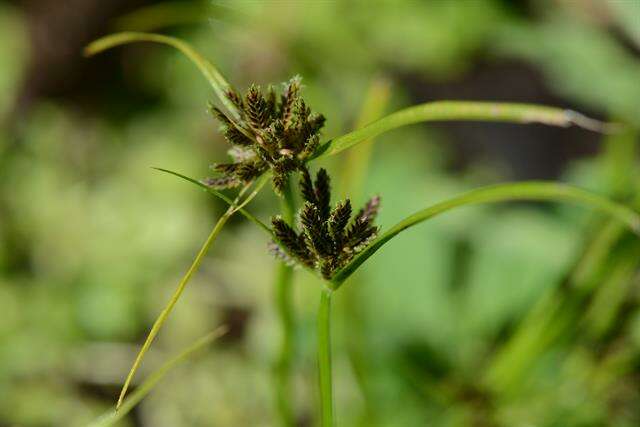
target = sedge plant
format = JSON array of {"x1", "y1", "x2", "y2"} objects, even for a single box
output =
[{"x1": 85, "y1": 32, "x2": 640, "y2": 426}]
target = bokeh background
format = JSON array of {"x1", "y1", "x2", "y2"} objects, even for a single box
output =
[{"x1": 1, "y1": 0, "x2": 640, "y2": 426}]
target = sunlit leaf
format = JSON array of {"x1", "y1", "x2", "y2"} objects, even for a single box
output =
[
  {"x1": 331, "y1": 181, "x2": 640, "y2": 288},
  {"x1": 315, "y1": 101, "x2": 619, "y2": 159}
]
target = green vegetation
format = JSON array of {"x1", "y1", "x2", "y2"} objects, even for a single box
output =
[{"x1": 2, "y1": 2, "x2": 640, "y2": 426}]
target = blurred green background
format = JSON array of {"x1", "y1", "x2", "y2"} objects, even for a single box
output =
[{"x1": 1, "y1": 0, "x2": 640, "y2": 426}]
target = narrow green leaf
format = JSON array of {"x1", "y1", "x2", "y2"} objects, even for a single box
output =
[
  {"x1": 314, "y1": 101, "x2": 620, "y2": 159},
  {"x1": 154, "y1": 168, "x2": 319, "y2": 277},
  {"x1": 84, "y1": 32, "x2": 241, "y2": 120},
  {"x1": 116, "y1": 213, "x2": 231, "y2": 410},
  {"x1": 88, "y1": 326, "x2": 227, "y2": 427},
  {"x1": 153, "y1": 167, "x2": 270, "y2": 233},
  {"x1": 330, "y1": 181, "x2": 640, "y2": 288},
  {"x1": 115, "y1": 179, "x2": 262, "y2": 410}
]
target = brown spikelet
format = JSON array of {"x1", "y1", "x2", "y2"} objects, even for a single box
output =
[
  {"x1": 299, "y1": 167, "x2": 316, "y2": 205},
  {"x1": 280, "y1": 76, "x2": 301, "y2": 124},
  {"x1": 300, "y1": 203, "x2": 333, "y2": 257},
  {"x1": 202, "y1": 176, "x2": 241, "y2": 189},
  {"x1": 314, "y1": 169, "x2": 331, "y2": 221},
  {"x1": 212, "y1": 163, "x2": 240, "y2": 175},
  {"x1": 329, "y1": 200, "x2": 351, "y2": 241},
  {"x1": 265, "y1": 85, "x2": 277, "y2": 119},
  {"x1": 356, "y1": 195, "x2": 381, "y2": 222},
  {"x1": 236, "y1": 160, "x2": 265, "y2": 181},
  {"x1": 344, "y1": 218, "x2": 378, "y2": 252},
  {"x1": 271, "y1": 216, "x2": 314, "y2": 267},
  {"x1": 226, "y1": 89, "x2": 244, "y2": 112},
  {"x1": 270, "y1": 164, "x2": 380, "y2": 279},
  {"x1": 223, "y1": 125, "x2": 252, "y2": 146},
  {"x1": 245, "y1": 85, "x2": 270, "y2": 129}
]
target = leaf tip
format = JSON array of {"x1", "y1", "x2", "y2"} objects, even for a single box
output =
[
  {"x1": 82, "y1": 43, "x2": 98, "y2": 58},
  {"x1": 565, "y1": 110, "x2": 625, "y2": 134}
]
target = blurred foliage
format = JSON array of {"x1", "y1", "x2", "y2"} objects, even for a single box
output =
[{"x1": 1, "y1": 0, "x2": 640, "y2": 426}]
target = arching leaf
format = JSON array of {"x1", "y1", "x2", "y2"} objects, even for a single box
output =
[
  {"x1": 84, "y1": 32, "x2": 241, "y2": 120},
  {"x1": 330, "y1": 181, "x2": 640, "y2": 288},
  {"x1": 314, "y1": 101, "x2": 619, "y2": 159},
  {"x1": 153, "y1": 167, "x2": 270, "y2": 232},
  {"x1": 115, "y1": 177, "x2": 265, "y2": 410}
]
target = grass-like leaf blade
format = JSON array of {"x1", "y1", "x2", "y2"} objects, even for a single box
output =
[
  {"x1": 115, "y1": 177, "x2": 265, "y2": 410},
  {"x1": 153, "y1": 167, "x2": 270, "y2": 232},
  {"x1": 315, "y1": 101, "x2": 620, "y2": 159},
  {"x1": 84, "y1": 32, "x2": 241, "y2": 120},
  {"x1": 88, "y1": 326, "x2": 227, "y2": 427},
  {"x1": 330, "y1": 181, "x2": 640, "y2": 288}
]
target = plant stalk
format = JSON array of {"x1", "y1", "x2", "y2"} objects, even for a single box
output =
[
  {"x1": 274, "y1": 179, "x2": 297, "y2": 426},
  {"x1": 116, "y1": 208, "x2": 233, "y2": 410},
  {"x1": 274, "y1": 262, "x2": 295, "y2": 426},
  {"x1": 318, "y1": 287, "x2": 334, "y2": 427},
  {"x1": 116, "y1": 180, "x2": 263, "y2": 410}
]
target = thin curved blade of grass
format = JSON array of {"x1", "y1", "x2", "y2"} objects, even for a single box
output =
[
  {"x1": 115, "y1": 179, "x2": 263, "y2": 410},
  {"x1": 153, "y1": 167, "x2": 271, "y2": 233},
  {"x1": 154, "y1": 168, "x2": 321, "y2": 277},
  {"x1": 330, "y1": 181, "x2": 640, "y2": 289},
  {"x1": 314, "y1": 101, "x2": 621, "y2": 159},
  {"x1": 84, "y1": 32, "x2": 241, "y2": 120},
  {"x1": 116, "y1": 212, "x2": 231, "y2": 410},
  {"x1": 88, "y1": 326, "x2": 227, "y2": 427}
]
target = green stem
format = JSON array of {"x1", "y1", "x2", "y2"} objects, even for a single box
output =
[
  {"x1": 318, "y1": 287, "x2": 334, "y2": 427},
  {"x1": 274, "y1": 262, "x2": 295, "y2": 426},
  {"x1": 274, "y1": 179, "x2": 296, "y2": 426},
  {"x1": 116, "y1": 208, "x2": 233, "y2": 410},
  {"x1": 116, "y1": 181, "x2": 261, "y2": 410}
]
